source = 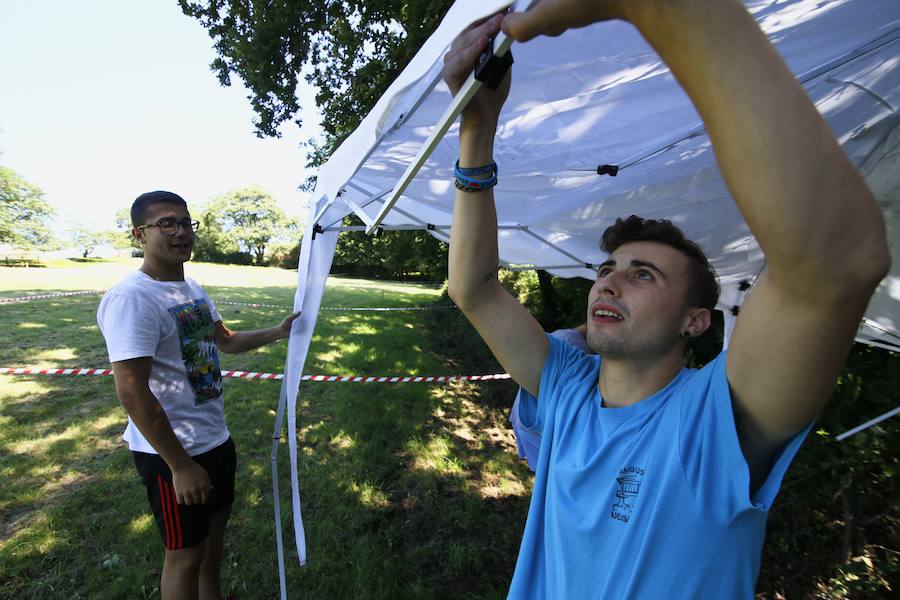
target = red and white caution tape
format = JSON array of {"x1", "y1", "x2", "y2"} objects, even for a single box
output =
[
  {"x1": 218, "y1": 300, "x2": 455, "y2": 311},
  {"x1": 0, "y1": 367, "x2": 509, "y2": 383},
  {"x1": 0, "y1": 292, "x2": 455, "y2": 311},
  {"x1": 0, "y1": 290, "x2": 104, "y2": 303}
]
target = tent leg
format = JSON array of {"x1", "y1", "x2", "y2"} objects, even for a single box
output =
[
  {"x1": 836, "y1": 405, "x2": 900, "y2": 441},
  {"x1": 271, "y1": 384, "x2": 289, "y2": 600}
]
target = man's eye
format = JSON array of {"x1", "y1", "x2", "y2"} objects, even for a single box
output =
[
  {"x1": 636, "y1": 270, "x2": 654, "y2": 280},
  {"x1": 158, "y1": 219, "x2": 177, "y2": 227},
  {"x1": 597, "y1": 268, "x2": 611, "y2": 278}
]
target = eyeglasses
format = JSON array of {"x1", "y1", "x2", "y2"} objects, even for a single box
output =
[{"x1": 137, "y1": 218, "x2": 200, "y2": 236}]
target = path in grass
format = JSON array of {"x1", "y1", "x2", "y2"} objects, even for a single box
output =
[{"x1": 0, "y1": 259, "x2": 526, "y2": 599}]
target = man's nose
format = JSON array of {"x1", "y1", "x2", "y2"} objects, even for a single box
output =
[{"x1": 598, "y1": 272, "x2": 622, "y2": 296}]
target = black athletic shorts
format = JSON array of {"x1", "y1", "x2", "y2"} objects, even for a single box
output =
[{"x1": 132, "y1": 437, "x2": 236, "y2": 550}]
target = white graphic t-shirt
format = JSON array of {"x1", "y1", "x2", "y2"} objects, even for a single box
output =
[{"x1": 97, "y1": 271, "x2": 230, "y2": 455}]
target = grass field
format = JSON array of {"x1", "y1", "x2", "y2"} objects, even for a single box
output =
[
  {"x1": 2, "y1": 260, "x2": 898, "y2": 598},
  {"x1": 0, "y1": 259, "x2": 526, "y2": 599}
]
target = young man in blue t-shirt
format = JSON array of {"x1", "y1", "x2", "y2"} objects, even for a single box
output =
[{"x1": 443, "y1": 1, "x2": 890, "y2": 597}]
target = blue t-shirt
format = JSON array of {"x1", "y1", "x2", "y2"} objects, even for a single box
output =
[{"x1": 509, "y1": 334, "x2": 810, "y2": 599}]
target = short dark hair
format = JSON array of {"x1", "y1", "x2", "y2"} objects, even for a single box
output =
[
  {"x1": 600, "y1": 215, "x2": 720, "y2": 311},
  {"x1": 131, "y1": 191, "x2": 188, "y2": 227}
]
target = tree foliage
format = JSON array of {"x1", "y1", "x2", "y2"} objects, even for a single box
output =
[
  {"x1": 68, "y1": 225, "x2": 116, "y2": 258},
  {"x1": 329, "y1": 215, "x2": 447, "y2": 280},
  {"x1": 197, "y1": 186, "x2": 295, "y2": 264},
  {"x1": 179, "y1": 1, "x2": 453, "y2": 161},
  {"x1": 114, "y1": 207, "x2": 142, "y2": 250},
  {"x1": 0, "y1": 165, "x2": 55, "y2": 250}
]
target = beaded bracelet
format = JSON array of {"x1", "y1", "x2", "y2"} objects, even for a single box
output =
[{"x1": 454, "y1": 159, "x2": 498, "y2": 192}]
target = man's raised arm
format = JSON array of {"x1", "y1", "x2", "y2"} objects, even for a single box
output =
[
  {"x1": 505, "y1": 0, "x2": 890, "y2": 480},
  {"x1": 445, "y1": 15, "x2": 548, "y2": 396}
]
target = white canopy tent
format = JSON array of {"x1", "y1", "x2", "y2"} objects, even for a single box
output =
[{"x1": 273, "y1": 0, "x2": 900, "y2": 588}]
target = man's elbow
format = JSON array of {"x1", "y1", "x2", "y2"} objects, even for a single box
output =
[
  {"x1": 117, "y1": 389, "x2": 153, "y2": 417},
  {"x1": 850, "y1": 212, "x2": 892, "y2": 289},
  {"x1": 448, "y1": 276, "x2": 490, "y2": 313}
]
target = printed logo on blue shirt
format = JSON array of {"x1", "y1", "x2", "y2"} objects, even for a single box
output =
[{"x1": 611, "y1": 466, "x2": 645, "y2": 523}]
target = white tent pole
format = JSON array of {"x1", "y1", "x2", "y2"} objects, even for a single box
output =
[
  {"x1": 344, "y1": 188, "x2": 393, "y2": 229},
  {"x1": 270, "y1": 384, "x2": 289, "y2": 600},
  {"x1": 505, "y1": 263, "x2": 589, "y2": 272},
  {"x1": 835, "y1": 405, "x2": 900, "y2": 441},
  {"x1": 853, "y1": 338, "x2": 900, "y2": 353},
  {"x1": 519, "y1": 227, "x2": 592, "y2": 267}
]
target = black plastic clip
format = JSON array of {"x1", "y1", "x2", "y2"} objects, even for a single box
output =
[
  {"x1": 597, "y1": 164, "x2": 619, "y2": 177},
  {"x1": 731, "y1": 305, "x2": 740, "y2": 316},
  {"x1": 474, "y1": 37, "x2": 513, "y2": 91},
  {"x1": 426, "y1": 223, "x2": 436, "y2": 231},
  {"x1": 373, "y1": 227, "x2": 384, "y2": 238},
  {"x1": 738, "y1": 280, "x2": 751, "y2": 292},
  {"x1": 311, "y1": 223, "x2": 323, "y2": 240},
  {"x1": 585, "y1": 263, "x2": 593, "y2": 270}
]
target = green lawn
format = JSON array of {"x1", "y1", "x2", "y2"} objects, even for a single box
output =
[
  {"x1": 1, "y1": 259, "x2": 897, "y2": 598},
  {"x1": 0, "y1": 259, "x2": 526, "y2": 599}
]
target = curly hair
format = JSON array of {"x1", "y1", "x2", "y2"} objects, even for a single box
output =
[{"x1": 600, "y1": 215, "x2": 720, "y2": 311}]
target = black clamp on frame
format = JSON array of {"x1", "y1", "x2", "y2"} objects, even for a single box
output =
[
  {"x1": 474, "y1": 36, "x2": 513, "y2": 91},
  {"x1": 597, "y1": 164, "x2": 619, "y2": 177},
  {"x1": 311, "y1": 223, "x2": 324, "y2": 240}
]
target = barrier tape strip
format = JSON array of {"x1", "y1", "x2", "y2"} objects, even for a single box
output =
[
  {"x1": 0, "y1": 367, "x2": 509, "y2": 383},
  {"x1": 218, "y1": 301, "x2": 455, "y2": 311},
  {"x1": 1, "y1": 291, "x2": 456, "y2": 311},
  {"x1": 0, "y1": 290, "x2": 104, "y2": 303}
]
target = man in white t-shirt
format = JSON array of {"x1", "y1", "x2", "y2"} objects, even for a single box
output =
[{"x1": 97, "y1": 190, "x2": 299, "y2": 600}]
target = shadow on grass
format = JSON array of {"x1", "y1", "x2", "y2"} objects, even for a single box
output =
[{"x1": 1, "y1": 279, "x2": 534, "y2": 599}]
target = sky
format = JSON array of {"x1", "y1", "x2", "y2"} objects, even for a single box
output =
[{"x1": 0, "y1": 0, "x2": 322, "y2": 233}]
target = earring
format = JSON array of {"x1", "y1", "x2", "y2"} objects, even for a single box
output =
[{"x1": 681, "y1": 331, "x2": 691, "y2": 338}]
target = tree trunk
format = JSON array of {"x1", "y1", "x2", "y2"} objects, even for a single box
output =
[{"x1": 536, "y1": 270, "x2": 560, "y2": 330}]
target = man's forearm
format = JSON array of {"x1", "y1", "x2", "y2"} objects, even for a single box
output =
[
  {"x1": 448, "y1": 120, "x2": 503, "y2": 310},
  {"x1": 218, "y1": 326, "x2": 286, "y2": 354},
  {"x1": 122, "y1": 388, "x2": 193, "y2": 471},
  {"x1": 628, "y1": 0, "x2": 888, "y2": 288}
]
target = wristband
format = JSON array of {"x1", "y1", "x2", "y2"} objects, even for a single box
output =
[{"x1": 454, "y1": 160, "x2": 498, "y2": 192}]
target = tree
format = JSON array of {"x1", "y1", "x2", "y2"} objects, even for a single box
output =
[
  {"x1": 114, "y1": 207, "x2": 141, "y2": 250},
  {"x1": 179, "y1": 1, "x2": 453, "y2": 163},
  {"x1": 201, "y1": 186, "x2": 293, "y2": 264},
  {"x1": 0, "y1": 165, "x2": 55, "y2": 250},
  {"x1": 69, "y1": 225, "x2": 117, "y2": 258}
]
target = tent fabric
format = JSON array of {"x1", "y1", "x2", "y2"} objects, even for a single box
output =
[
  {"x1": 281, "y1": 0, "x2": 900, "y2": 568},
  {"x1": 305, "y1": 0, "x2": 900, "y2": 348}
]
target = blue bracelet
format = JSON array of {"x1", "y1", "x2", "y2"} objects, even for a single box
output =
[{"x1": 455, "y1": 160, "x2": 498, "y2": 192}]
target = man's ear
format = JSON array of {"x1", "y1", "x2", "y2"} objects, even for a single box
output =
[
  {"x1": 683, "y1": 308, "x2": 711, "y2": 338},
  {"x1": 132, "y1": 227, "x2": 145, "y2": 245}
]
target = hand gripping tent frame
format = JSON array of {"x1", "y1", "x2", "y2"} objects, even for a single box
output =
[{"x1": 273, "y1": 0, "x2": 900, "y2": 594}]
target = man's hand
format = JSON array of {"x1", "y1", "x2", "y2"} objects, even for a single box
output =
[
  {"x1": 278, "y1": 310, "x2": 301, "y2": 339},
  {"x1": 172, "y1": 460, "x2": 213, "y2": 505},
  {"x1": 501, "y1": 0, "x2": 633, "y2": 42},
  {"x1": 444, "y1": 13, "x2": 511, "y2": 128}
]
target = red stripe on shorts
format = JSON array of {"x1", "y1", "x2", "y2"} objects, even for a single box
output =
[
  {"x1": 157, "y1": 474, "x2": 172, "y2": 548},
  {"x1": 170, "y1": 481, "x2": 183, "y2": 549}
]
